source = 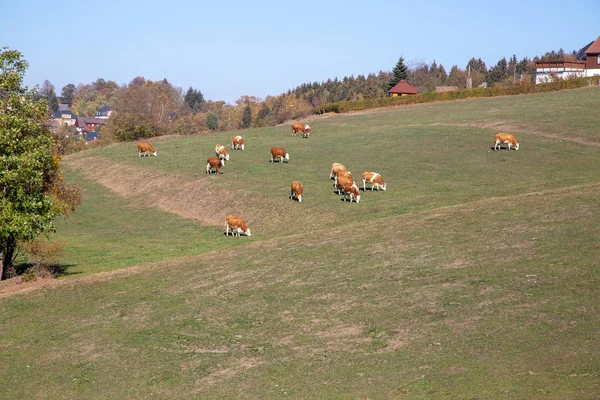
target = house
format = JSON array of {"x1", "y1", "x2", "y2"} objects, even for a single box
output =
[
  {"x1": 387, "y1": 80, "x2": 418, "y2": 96},
  {"x1": 86, "y1": 131, "x2": 100, "y2": 142},
  {"x1": 95, "y1": 105, "x2": 113, "y2": 119},
  {"x1": 52, "y1": 109, "x2": 78, "y2": 126},
  {"x1": 582, "y1": 36, "x2": 600, "y2": 77},
  {"x1": 535, "y1": 60, "x2": 586, "y2": 83},
  {"x1": 535, "y1": 36, "x2": 600, "y2": 83},
  {"x1": 76, "y1": 117, "x2": 107, "y2": 133}
]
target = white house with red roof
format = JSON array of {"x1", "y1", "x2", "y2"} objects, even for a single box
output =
[{"x1": 535, "y1": 36, "x2": 600, "y2": 83}]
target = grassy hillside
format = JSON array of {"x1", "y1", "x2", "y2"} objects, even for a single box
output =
[{"x1": 1, "y1": 87, "x2": 598, "y2": 398}]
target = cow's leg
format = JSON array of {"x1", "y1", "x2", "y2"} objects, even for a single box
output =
[{"x1": 270, "y1": 155, "x2": 273, "y2": 162}]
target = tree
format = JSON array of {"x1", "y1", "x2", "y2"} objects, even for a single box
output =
[
  {"x1": 60, "y1": 83, "x2": 76, "y2": 106},
  {"x1": 206, "y1": 112, "x2": 218, "y2": 130},
  {"x1": 0, "y1": 47, "x2": 80, "y2": 279},
  {"x1": 184, "y1": 87, "x2": 205, "y2": 113},
  {"x1": 39, "y1": 80, "x2": 59, "y2": 114},
  {"x1": 388, "y1": 56, "x2": 408, "y2": 90},
  {"x1": 240, "y1": 104, "x2": 252, "y2": 128}
]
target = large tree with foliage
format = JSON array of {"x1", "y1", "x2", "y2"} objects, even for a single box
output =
[
  {"x1": 60, "y1": 83, "x2": 76, "y2": 106},
  {"x1": 0, "y1": 48, "x2": 80, "y2": 279},
  {"x1": 388, "y1": 56, "x2": 408, "y2": 90}
]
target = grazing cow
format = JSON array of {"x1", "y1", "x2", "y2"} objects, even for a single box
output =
[
  {"x1": 292, "y1": 123, "x2": 311, "y2": 137},
  {"x1": 215, "y1": 144, "x2": 230, "y2": 161},
  {"x1": 329, "y1": 163, "x2": 346, "y2": 179},
  {"x1": 137, "y1": 142, "x2": 157, "y2": 157},
  {"x1": 334, "y1": 169, "x2": 353, "y2": 188},
  {"x1": 342, "y1": 183, "x2": 361, "y2": 203},
  {"x1": 206, "y1": 157, "x2": 224, "y2": 174},
  {"x1": 231, "y1": 135, "x2": 245, "y2": 150},
  {"x1": 361, "y1": 172, "x2": 387, "y2": 191},
  {"x1": 270, "y1": 147, "x2": 290, "y2": 163},
  {"x1": 290, "y1": 181, "x2": 303, "y2": 202},
  {"x1": 494, "y1": 132, "x2": 519, "y2": 150},
  {"x1": 335, "y1": 175, "x2": 357, "y2": 195},
  {"x1": 225, "y1": 215, "x2": 251, "y2": 237}
]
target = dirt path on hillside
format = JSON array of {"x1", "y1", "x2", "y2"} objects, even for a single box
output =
[{"x1": 66, "y1": 156, "x2": 252, "y2": 227}]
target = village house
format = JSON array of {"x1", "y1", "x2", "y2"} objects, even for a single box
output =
[
  {"x1": 95, "y1": 105, "x2": 113, "y2": 119},
  {"x1": 535, "y1": 36, "x2": 600, "y2": 83},
  {"x1": 52, "y1": 109, "x2": 77, "y2": 126},
  {"x1": 387, "y1": 80, "x2": 418, "y2": 96},
  {"x1": 76, "y1": 116, "x2": 107, "y2": 134}
]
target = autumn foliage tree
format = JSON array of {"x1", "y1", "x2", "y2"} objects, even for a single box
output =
[{"x1": 0, "y1": 47, "x2": 81, "y2": 279}]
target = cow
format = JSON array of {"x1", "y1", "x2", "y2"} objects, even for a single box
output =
[
  {"x1": 335, "y1": 174, "x2": 357, "y2": 195},
  {"x1": 290, "y1": 181, "x2": 303, "y2": 202},
  {"x1": 270, "y1": 147, "x2": 289, "y2": 163},
  {"x1": 329, "y1": 162, "x2": 347, "y2": 180},
  {"x1": 361, "y1": 172, "x2": 387, "y2": 191},
  {"x1": 342, "y1": 183, "x2": 361, "y2": 203},
  {"x1": 292, "y1": 123, "x2": 311, "y2": 138},
  {"x1": 334, "y1": 169, "x2": 352, "y2": 188},
  {"x1": 225, "y1": 215, "x2": 251, "y2": 237},
  {"x1": 215, "y1": 144, "x2": 230, "y2": 161},
  {"x1": 494, "y1": 133, "x2": 519, "y2": 150},
  {"x1": 137, "y1": 142, "x2": 157, "y2": 157},
  {"x1": 231, "y1": 135, "x2": 245, "y2": 150},
  {"x1": 206, "y1": 157, "x2": 224, "y2": 174}
]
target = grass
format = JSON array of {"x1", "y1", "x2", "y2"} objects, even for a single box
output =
[{"x1": 0, "y1": 87, "x2": 599, "y2": 398}]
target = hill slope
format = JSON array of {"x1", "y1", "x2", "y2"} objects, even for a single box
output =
[{"x1": 1, "y1": 87, "x2": 599, "y2": 398}]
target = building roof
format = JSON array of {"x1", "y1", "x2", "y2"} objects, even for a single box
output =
[
  {"x1": 86, "y1": 131, "x2": 100, "y2": 142},
  {"x1": 53, "y1": 110, "x2": 77, "y2": 119},
  {"x1": 387, "y1": 80, "x2": 418, "y2": 95},
  {"x1": 585, "y1": 36, "x2": 600, "y2": 55}
]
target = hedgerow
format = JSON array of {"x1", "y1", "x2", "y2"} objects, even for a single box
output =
[{"x1": 312, "y1": 77, "x2": 600, "y2": 115}]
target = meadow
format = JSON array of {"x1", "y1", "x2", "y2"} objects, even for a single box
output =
[{"x1": 0, "y1": 87, "x2": 598, "y2": 398}]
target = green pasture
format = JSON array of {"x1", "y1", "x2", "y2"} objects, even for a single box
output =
[{"x1": 1, "y1": 87, "x2": 599, "y2": 398}]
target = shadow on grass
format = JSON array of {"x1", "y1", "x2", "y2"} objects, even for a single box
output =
[{"x1": 13, "y1": 262, "x2": 82, "y2": 278}]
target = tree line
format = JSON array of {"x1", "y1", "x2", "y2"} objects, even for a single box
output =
[{"x1": 39, "y1": 44, "x2": 587, "y2": 150}]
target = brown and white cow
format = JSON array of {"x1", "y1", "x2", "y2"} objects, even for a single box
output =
[
  {"x1": 225, "y1": 215, "x2": 251, "y2": 237},
  {"x1": 334, "y1": 169, "x2": 353, "y2": 188},
  {"x1": 361, "y1": 172, "x2": 386, "y2": 191},
  {"x1": 342, "y1": 183, "x2": 361, "y2": 203},
  {"x1": 290, "y1": 181, "x2": 303, "y2": 202},
  {"x1": 270, "y1": 147, "x2": 290, "y2": 163},
  {"x1": 494, "y1": 132, "x2": 519, "y2": 150},
  {"x1": 215, "y1": 144, "x2": 230, "y2": 161},
  {"x1": 231, "y1": 135, "x2": 245, "y2": 150},
  {"x1": 292, "y1": 123, "x2": 311, "y2": 137},
  {"x1": 335, "y1": 175, "x2": 357, "y2": 195},
  {"x1": 206, "y1": 157, "x2": 224, "y2": 174},
  {"x1": 329, "y1": 163, "x2": 346, "y2": 179},
  {"x1": 137, "y1": 142, "x2": 157, "y2": 157}
]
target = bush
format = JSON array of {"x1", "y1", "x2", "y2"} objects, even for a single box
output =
[
  {"x1": 19, "y1": 240, "x2": 66, "y2": 281},
  {"x1": 312, "y1": 77, "x2": 599, "y2": 115}
]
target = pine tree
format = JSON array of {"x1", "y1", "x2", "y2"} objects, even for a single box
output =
[
  {"x1": 240, "y1": 105, "x2": 252, "y2": 128},
  {"x1": 388, "y1": 56, "x2": 408, "y2": 90},
  {"x1": 184, "y1": 87, "x2": 205, "y2": 113}
]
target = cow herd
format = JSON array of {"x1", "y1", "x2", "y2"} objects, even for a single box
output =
[{"x1": 136, "y1": 129, "x2": 518, "y2": 238}]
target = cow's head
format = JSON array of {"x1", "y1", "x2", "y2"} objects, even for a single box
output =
[
  {"x1": 225, "y1": 153, "x2": 230, "y2": 161},
  {"x1": 220, "y1": 158, "x2": 225, "y2": 166},
  {"x1": 244, "y1": 228, "x2": 251, "y2": 237},
  {"x1": 285, "y1": 153, "x2": 290, "y2": 161},
  {"x1": 152, "y1": 151, "x2": 157, "y2": 157},
  {"x1": 241, "y1": 144, "x2": 245, "y2": 150},
  {"x1": 515, "y1": 142, "x2": 519, "y2": 150}
]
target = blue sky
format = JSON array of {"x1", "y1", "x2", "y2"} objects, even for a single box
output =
[{"x1": 1, "y1": 0, "x2": 598, "y2": 103}]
